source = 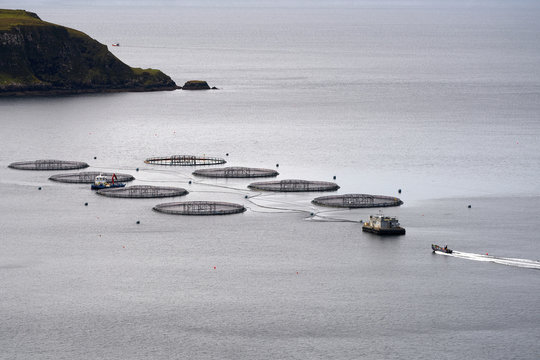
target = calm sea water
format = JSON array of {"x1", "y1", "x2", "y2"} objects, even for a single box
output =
[{"x1": 1, "y1": 1, "x2": 540, "y2": 359}]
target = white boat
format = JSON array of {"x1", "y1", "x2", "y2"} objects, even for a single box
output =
[{"x1": 362, "y1": 215, "x2": 405, "y2": 235}]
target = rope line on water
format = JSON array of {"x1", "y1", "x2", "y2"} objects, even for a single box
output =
[{"x1": 92, "y1": 166, "x2": 363, "y2": 219}]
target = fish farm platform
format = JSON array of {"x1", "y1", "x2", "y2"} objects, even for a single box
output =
[
  {"x1": 9, "y1": 160, "x2": 89, "y2": 171},
  {"x1": 144, "y1": 155, "x2": 226, "y2": 166},
  {"x1": 97, "y1": 185, "x2": 188, "y2": 198},
  {"x1": 248, "y1": 179, "x2": 339, "y2": 192},
  {"x1": 312, "y1": 194, "x2": 403, "y2": 208},
  {"x1": 153, "y1": 201, "x2": 246, "y2": 215},
  {"x1": 49, "y1": 172, "x2": 134, "y2": 183},
  {"x1": 193, "y1": 166, "x2": 279, "y2": 178}
]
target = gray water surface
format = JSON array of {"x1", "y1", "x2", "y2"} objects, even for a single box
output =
[{"x1": 1, "y1": 1, "x2": 540, "y2": 359}]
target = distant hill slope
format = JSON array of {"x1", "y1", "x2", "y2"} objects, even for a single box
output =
[{"x1": 0, "y1": 9, "x2": 178, "y2": 96}]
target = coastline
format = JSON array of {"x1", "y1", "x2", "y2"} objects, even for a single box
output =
[{"x1": 0, "y1": 84, "x2": 180, "y2": 97}]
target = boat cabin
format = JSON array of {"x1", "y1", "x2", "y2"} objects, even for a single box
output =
[
  {"x1": 94, "y1": 174, "x2": 109, "y2": 186},
  {"x1": 366, "y1": 215, "x2": 401, "y2": 230}
]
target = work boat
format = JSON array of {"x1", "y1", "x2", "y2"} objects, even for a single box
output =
[
  {"x1": 432, "y1": 244, "x2": 453, "y2": 254},
  {"x1": 362, "y1": 215, "x2": 405, "y2": 235},
  {"x1": 91, "y1": 173, "x2": 126, "y2": 190}
]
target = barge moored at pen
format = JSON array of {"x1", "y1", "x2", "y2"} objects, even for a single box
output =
[{"x1": 362, "y1": 215, "x2": 405, "y2": 235}]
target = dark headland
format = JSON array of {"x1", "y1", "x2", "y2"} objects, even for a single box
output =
[{"x1": 0, "y1": 9, "x2": 179, "y2": 96}]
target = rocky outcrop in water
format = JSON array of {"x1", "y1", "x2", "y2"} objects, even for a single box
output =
[{"x1": 181, "y1": 80, "x2": 212, "y2": 90}]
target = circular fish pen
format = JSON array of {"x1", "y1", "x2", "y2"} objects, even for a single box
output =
[
  {"x1": 193, "y1": 166, "x2": 279, "y2": 178},
  {"x1": 248, "y1": 179, "x2": 339, "y2": 192},
  {"x1": 153, "y1": 201, "x2": 246, "y2": 215},
  {"x1": 97, "y1": 185, "x2": 188, "y2": 198},
  {"x1": 49, "y1": 172, "x2": 135, "y2": 183},
  {"x1": 9, "y1": 160, "x2": 89, "y2": 171},
  {"x1": 144, "y1": 155, "x2": 226, "y2": 166},
  {"x1": 312, "y1": 194, "x2": 403, "y2": 208}
]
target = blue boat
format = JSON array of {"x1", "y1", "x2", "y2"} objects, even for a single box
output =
[{"x1": 91, "y1": 173, "x2": 126, "y2": 190}]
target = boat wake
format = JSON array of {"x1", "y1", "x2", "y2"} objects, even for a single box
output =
[{"x1": 437, "y1": 250, "x2": 540, "y2": 270}]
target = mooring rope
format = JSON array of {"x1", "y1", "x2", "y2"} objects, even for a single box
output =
[{"x1": 92, "y1": 165, "x2": 363, "y2": 219}]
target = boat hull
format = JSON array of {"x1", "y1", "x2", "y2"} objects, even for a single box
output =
[
  {"x1": 432, "y1": 244, "x2": 453, "y2": 254},
  {"x1": 91, "y1": 183, "x2": 126, "y2": 190},
  {"x1": 362, "y1": 225, "x2": 405, "y2": 235}
]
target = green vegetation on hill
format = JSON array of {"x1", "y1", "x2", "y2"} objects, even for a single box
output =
[
  {"x1": 0, "y1": 10, "x2": 43, "y2": 30},
  {"x1": 0, "y1": 9, "x2": 177, "y2": 95}
]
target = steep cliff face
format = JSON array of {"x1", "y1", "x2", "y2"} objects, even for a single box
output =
[{"x1": 0, "y1": 9, "x2": 178, "y2": 95}]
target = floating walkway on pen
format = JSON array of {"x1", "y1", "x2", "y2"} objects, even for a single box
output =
[
  {"x1": 49, "y1": 171, "x2": 134, "y2": 183},
  {"x1": 193, "y1": 166, "x2": 279, "y2": 178},
  {"x1": 153, "y1": 201, "x2": 246, "y2": 215},
  {"x1": 312, "y1": 194, "x2": 403, "y2": 208},
  {"x1": 144, "y1": 155, "x2": 226, "y2": 166},
  {"x1": 97, "y1": 185, "x2": 188, "y2": 198},
  {"x1": 9, "y1": 159, "x2": 89, "y2": 171},
  {"x1": 248, "y1": 179, "x2": 339, "y2": 192}
]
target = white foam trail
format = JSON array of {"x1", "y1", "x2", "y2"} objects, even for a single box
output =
[{"x1": 440, "y1": 251, "x2": 540, "y2": 270}]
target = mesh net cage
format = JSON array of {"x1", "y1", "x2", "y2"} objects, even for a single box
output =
[
  {"x1": 97, "y1": 185, "x2": 188, "y2": 198},
  {"x1": 312, "y1": 194, "x2": 403, "y2": 208},
  {"x1": 153, "y1": 201, "x2": 246, "y2": 215},
  {"x1": 193, "y1": 167, "x2": 279, "y2": 178},
  {"x1": 9, "y1": 159, "x2": 89, "y2": 171},
  {"x1": 248, "y1": 179, "x2": 339, "y2": 192},
  {"x1": 144, "y1": 155, "x2": 226, "y2": 166},
  {"x1": 49, "y1": 172, "x2": 134, "y2": 183}
]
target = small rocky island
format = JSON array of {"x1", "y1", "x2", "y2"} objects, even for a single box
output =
[
  {"x1": 0, "y1": 9, "x2": 178, "y2": 96},
  {"x1": 182, "y1": 80, "x2": 218, "y2": 90}
]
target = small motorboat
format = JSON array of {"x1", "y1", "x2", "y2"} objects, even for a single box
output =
[
  {"x1": 91, "y1": 173, "x2": 126, "y2": 190},
  {"x1": 432, "y1": 244, "x2": 453, "y2": 254},
  {"x1": 112, "y1": 43, "x2": 120, "y2": 47}
]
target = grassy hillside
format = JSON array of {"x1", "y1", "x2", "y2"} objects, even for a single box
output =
[{"x1": 0, "y1": 9, "x2": 43, "y2": 30}]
